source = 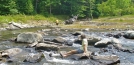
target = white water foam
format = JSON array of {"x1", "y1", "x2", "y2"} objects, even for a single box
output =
[
  {"x1": 0, "y1": 63, "x2": 7, "y2": 65},
  {"x1": 42, "y1": 52, "x2": 78, "y2": 64}
]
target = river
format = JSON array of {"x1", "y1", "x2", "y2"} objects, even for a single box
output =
[{"x1": 0, "y1": 27, "x2": 134, "y2": 65}]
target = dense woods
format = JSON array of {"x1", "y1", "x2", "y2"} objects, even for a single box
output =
[{"x1": 0, "y1": 0, "x2": 134, "y2": 18}]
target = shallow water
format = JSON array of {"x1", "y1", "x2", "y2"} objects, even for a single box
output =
[{"x1": 0, "y1": 27, "x2": 134, "y2": 65}]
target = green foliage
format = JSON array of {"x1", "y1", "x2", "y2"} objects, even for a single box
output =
[
  {"x1": 0, "y1": 14, "x2": 67, "y2": 24},
  {"x1": 94, "y1": 15, "x2": 134, "y2": 22},
  {"x1": 0, "y1": 0, "x2": 18, "y2": 15},
  {"x1": 0, "y1": 0, "x2": 134, "y2": 19},
  {"x1": 16, "y1": 0, "x2": 34, "y2": 14},
  {"x1": 98, "y1": 0, "x2": 134, "y2": 16}
]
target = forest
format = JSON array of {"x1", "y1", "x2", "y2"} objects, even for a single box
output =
[{"x1": 0, "y1": 0, "x2": 134, "y2": 19}]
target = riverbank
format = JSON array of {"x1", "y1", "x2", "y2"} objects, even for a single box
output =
[
  {"x1": 0, "y1": 15, "x2": 134, "y2": 31},
  {"x1": 0, "y1": 14, "x2": 66, "y2": 28},
  {"x1": 94, "y1": 15, "x2": 134, "y2": 22}
]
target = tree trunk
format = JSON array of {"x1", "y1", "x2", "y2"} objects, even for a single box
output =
[
  {"x1": 90, "y1": 0, "x2": 93, "y2": 19},
  {"x1": 35, "y1": 0, "x2": 38, "y2": 13},
  {"x1": 50, "y1": 5, "x2": 52, "y2": 14}
]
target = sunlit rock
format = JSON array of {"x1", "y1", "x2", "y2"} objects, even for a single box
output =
[
  {"x1": 123, "y1": 30, "x2": 134, "y2": 39},
  {"x1": 1, "y1": 48, "x2": 23, "y2": 58},
  {"x1": 52, "y1": 37, "x2": 66, "y2": 43},
  {"x1": 35, "y1": 43, "x2": 59, "y2": 51},
  {"x1": 94, "y1": 38, "x2": 111, "y2": 47},
  {"x1": 6, "y1": 22, "x2": 32, "y2": 30},
  {"x1": 81, "y1": 28, "x2": 89, "y2": 32},
  {"x1": 91, "y1": 55, "x2": 120, "y2": 65},
  {"x1": 16, "y1": 32, "x2": 44, "y2": 43}
]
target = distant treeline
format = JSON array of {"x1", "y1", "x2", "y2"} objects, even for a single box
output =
[{"x1": 0, "y1": 0, "x2": 134, "y2": 18}]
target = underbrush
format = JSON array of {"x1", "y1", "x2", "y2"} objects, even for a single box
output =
[
  {"x1": 0, "y1": 14, "x2": 67, "y2": 24},
  {"x1": 93, "y1": 15, "x2": 134, "y2": 22}
]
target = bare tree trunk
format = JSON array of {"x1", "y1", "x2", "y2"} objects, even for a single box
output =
[
  {"x1": 90, "y1": 10, "x2": 93, "y2": 19},
  {"x1": 90, "y1": 0, "x2": 93, "y2": 19},
  {"x1": 35, "y1": 0, "x2": 38, "y2": 13},
  {"x1": 50, "y1": 5, "x2": 52, "y2": 14}
]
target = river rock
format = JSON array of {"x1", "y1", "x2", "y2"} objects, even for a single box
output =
[
  {"x1": 87, "y1": 36, "x2": 101, "y2": 45},
  {"x1": 23, "y1": 53, "x2": 42, "y2": 63},
  {"x1": 0, "y1": 48, "x2": 32, "y2": 63},
  {"x1": 123, "y1": 30, "x2": 134, "y2": 39},
  {"x1": 111, "y1": 38, "x2": 121, "y2": 44},
  {"x1": 91, "y1": 55, "x2": 120, "y2": 65},
  {"x1": 94, "y1": 38, "x2": 111, "y2": 47},
  {"x1": 105, "y1": 33, "x2": 122, "y2": 38},
  {"x1": 72, "y1": 31, "x2": 84, "y2": 36},
  {"x1": 1, "y1": 48, "x2": 23, "y2": 58},
  {"x1": 74, "y1": 36, "x2": 101, "y2": 45},
  {"x1": 52, "y1": 36, "x2": 66, "y2": 43},
  {"x1": 111, "y1": 38, "x2": 122, "y2": 48},
  {"x1": 16, "y1": 32, "x2": 44, "y2": 43},
  {"x1": 35, "y1": 43, "x2": 59, "y2": 51},
  {"x1": 6, "y1": 22, "x2": 31, "y2": 30},
  {"x1": 60, "y1": 51, "x2": 92, "y2": 60},
  {"x1": 64, "y1": 39, "x2": 74, "y2": 46},
  {"x1": 81, "y1": 28, "x2": 89, "y2": 32}
]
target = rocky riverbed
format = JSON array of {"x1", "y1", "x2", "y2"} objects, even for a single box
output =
[{"x1": 0, "y1": 21, "x2": 134, "y2": 65}]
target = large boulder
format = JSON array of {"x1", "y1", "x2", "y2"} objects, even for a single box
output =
[
  {"x1": 111, "y1": 38, "x2": 121, "y2": 44},
  {"x1": 111, "y1": 38, "x2": 122, "y2": 48},
  {"x1": 0, "y1": 48, "x2": 43, "y2": 63},
  {"x1": 91, "y1": 55, "x2": 120, "y2": 65},
  {"x1": 69, "y1": 51, "x2": 92, "y2": 60},
  {"x1": 94, "y1": 38, "x2": 125, "y2": 48},
  {"x1": 49, "y1": 51, "x2": 92, "y2": 60},
  {"x1": 52, "y1": 37, "x2": 66, "y2": 43},
  {"x1": 35, "y1": 43, "x2": 60, "y2": 51},
  {"x1": 94, "y1": 38, "x2": 112, "y2": 47},
  {"x1": 16, "y1": 32, "x2": 44, "y2": 43},
  {"x1": 0, "y1": 48, "x2": 23, "y2": 58},
  {"x1": 0, "y1": 48, "x2": 24, "y2": 63},
  {"x1": 123, "y1": 31, "x2": 134, "y2": 39},
  {"x1": 23, "y1": 53, "x2": 42, "y2": 63},
  {"x1": 87, "y1": 36, "x2": 101, "y2": 45},
  {"x1": 74, "y1": 36, "x2": 101, "y2": 45}
]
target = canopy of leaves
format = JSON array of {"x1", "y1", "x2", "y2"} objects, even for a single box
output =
[{"x1": 0, "y1": 0, "x2": 134, "y2": 18}]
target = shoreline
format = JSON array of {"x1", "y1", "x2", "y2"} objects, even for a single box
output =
[{"x1": 0, "y1": 20, "x2": 134, "y2": 32}]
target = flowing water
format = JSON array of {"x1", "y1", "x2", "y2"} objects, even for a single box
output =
[{"x1": 0, "y1": 27, "x2": 134, "y2": 65}]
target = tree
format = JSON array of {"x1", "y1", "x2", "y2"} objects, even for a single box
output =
[
  {"x1": 61, "y1": 0, "x2": 88, "y2": 17},
  {"x1": 16, "y1": 0, "x2": 34, "y2": 14},
  {"x1": 26, "y1": 0, "x2": 34, "y2": 14},
  {"x1": 0, "y1": 0, "x2": 18, "y2": 15},
  {"x1": 116, "y1": 0, "x2": 131, "y2": 15},
  {"x1": 97, "y1": 0, "x2": 133, "y2": 16},
  {"x1": 43, "y1": 0, "x2": 61, "y2": 15},
  {"x1": 85, "y1": 0, "x2": 95, "y2": 19}
]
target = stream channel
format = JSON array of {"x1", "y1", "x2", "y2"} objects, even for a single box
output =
[{"x1": 0, "y1": 26, "x2": 134, "y2": 65}]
